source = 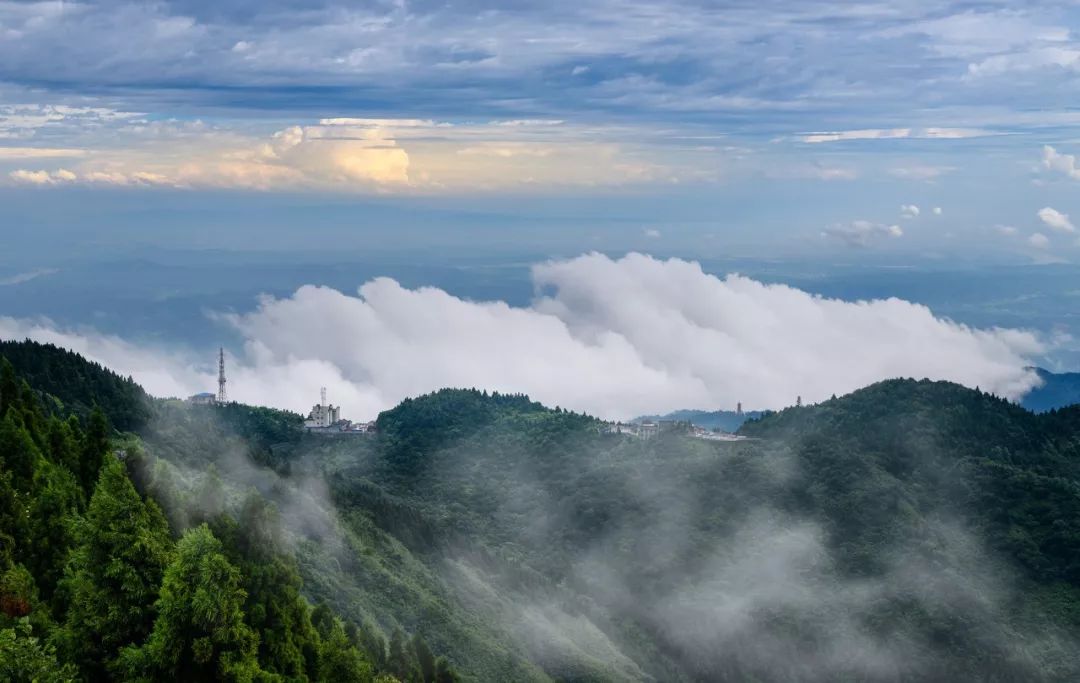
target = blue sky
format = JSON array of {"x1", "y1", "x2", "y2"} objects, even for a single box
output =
[
  {"x1": 0, "y1": 1, "x2": 1079, "y2": 261},
  {"x1": 2, "y1": 1, "x2": 1080, "y2": 414}
]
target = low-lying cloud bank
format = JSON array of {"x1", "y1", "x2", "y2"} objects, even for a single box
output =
[{"x1": 0, "y1": 253, "x2": 1044, "y2": 419}]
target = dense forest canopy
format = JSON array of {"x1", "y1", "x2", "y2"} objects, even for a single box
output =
[
  {"x1": 0, "y1": 342, "x2": 460, "y2": 683},
  {"x1": 2, "y1": 339, "x2": 1080, "y2": 681}
]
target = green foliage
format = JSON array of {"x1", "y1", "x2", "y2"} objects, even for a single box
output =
[
  {"x1": 78, "y1": 406, "x2": 110, "y2": 498},
  {"x1": 0, "y1": 565, "x2": 39, "y2": 622},
  {"x1": 0, "y1": 412, "x2": 41, "y2": 492},
  {"x1": 317, "y1": 618, "x2": 374, "y2": 683},
  {"x1": 375, "y1": 388, "x2": 557, "y2": 472},
  {"x1": 25, "y1": 459, "x2": 81, "y2": 601},
  {"x1": 0, "y1": 618, "x2": 77, "y2": 683},
  {"x1": 387, "y1": 628, "x2": 420, "y2": 682},
  {"x1": 12, "y1": 341, "x2": 1080, "y2": 682},
  {"x1": 0, "y1": 340, "x2": 151, "y2": 431},
  {"x1": 55, "y1": 456, "x2": 174, "y2": 678},
  {"x1": 120, "y1": 524, "x2": 263, "y2": 682},
  {"x1": 411, "y1": 634, "x2": 435, "y2": 683},
  {"x1": 213, "y1": 496, "x2": 324, "y2": 681}
]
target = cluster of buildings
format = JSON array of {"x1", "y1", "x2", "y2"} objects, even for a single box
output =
[
  {"x1": 183, "y1": 350, "x2": 374, "y2": 434},
  {"x1": 303, "y1": 387, "x2": 375, "y2": 434}
]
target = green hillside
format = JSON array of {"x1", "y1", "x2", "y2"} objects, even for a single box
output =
[{"x1": 4, "y1": 339, "x2": 1080, "y2": 681}]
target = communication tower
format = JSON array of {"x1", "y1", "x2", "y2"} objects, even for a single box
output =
[{"x1": 217, "y1": 348, "x2": 228, "y2": 403}]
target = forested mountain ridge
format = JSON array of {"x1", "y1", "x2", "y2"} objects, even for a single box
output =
[
  {"x1": 4, "y1": 338, "x2": 1080, "y2": 681},
  {"x1": 0, "y1": 339, "x2": 152, "y2": 431},
  {"x1": 0, "y1": 342, "x2": 461, "y2": 683}
]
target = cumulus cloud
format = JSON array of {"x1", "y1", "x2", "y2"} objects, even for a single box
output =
[
  {"x1": 933, "y1": 206, "x2": 943, "y2": 215},
  {"x1": 8, "y1": 168, "x2": 76, "y2": 185},
  {"x1": 822, "y1": 220, "x2": 903, "y2": 248},
  {"x1": 901, "y1": 204, "x2": 920, "y2": 218},
  {"x1": 1042, "y1": 145, "x2": 1080, "y2": 181},
  {"x1": 3, "y1": 117, "x2": 694, "y2": 192},
  {"x1": 0, "y1": 254, "x2": 1044, "y2": 420},
  {"x1": 1038, "y1": 206, "x2": 1075, "y2": 233}
]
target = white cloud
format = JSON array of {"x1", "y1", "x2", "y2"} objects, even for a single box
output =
[
  {"x1": 1042, "y1": 145, "x2": 1080, "y2": 181},
  {"x1": 8, "y1": 168, "x2": 76, "y2": 185},
  {"x1": 1037, "y1": 206, "x2": 1075, "y2": 233},
  {"x1": 968, "y1": 47, "x2": 1080, "y2": 78},
  {"x1": 0, "y1": 268, "x2": 58, "y2": 286},
  {"x1": 822, "y1": 220, "x2": 904, "y2": 248},
  {"x1": 995, "y1": 225, "x2": 1019, "y2": 236},
  {"x1": 0, "y1": 147, "x2": 85, "y2": 159},
  {"x1": 901, "y1": 204, "x2": 920, "y2": 218},
  {"x1": 769, "y1": 162, "x2": 858, "y2": 181},
  {"x1": 0, "y1": 254, "x2": 1044, "y2": 420},
  {"x1": 799, "y1": 128, "x2": 994, "y2": 144},
  {"x1": 1029, "y1": 233, "x2": 1050, "y2": 249},
  {"x1": 888, "y1": 165, "x2": 954, "y2": 181},
  {"x1": 3, "y1": 118, "x2": 694, "y2": 192},
  {"x1": 644, "y1": 228, "x2": 662, "y2": 239},
  {"x1": 933, "y1": 207, "x2": 943, "y2": 215}
]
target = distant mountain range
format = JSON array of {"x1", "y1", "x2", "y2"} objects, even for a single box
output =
[
  {"x1": 638, "y1": 368, "x2": 1080, "y2": 429},
  {"x1": 1023, "y1": 367, "x2": 1080, "y2": 413}
]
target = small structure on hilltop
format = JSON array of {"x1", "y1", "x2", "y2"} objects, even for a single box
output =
[
  {"x1": 303, "y1": 387, "x2": 375, "y2": 434},
  {"x1": 187, "y1": 392, "x2": 216, "y2": 406},
  {"x1": 305, "y1": 387, "x2": 341, "y2": 429}
]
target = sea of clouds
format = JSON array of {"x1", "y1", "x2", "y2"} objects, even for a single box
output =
[{"x1": 0, "y1": 253, "x2": 1045, "y2": 420}]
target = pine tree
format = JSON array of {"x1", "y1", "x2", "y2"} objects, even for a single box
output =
[
  {"x1": 216, "y1": 495, "x2": 322, "y2": 681},
  {"x1": 411, "y1": 634, "x2": 435, "y2": 683},
  {"x1": 78, "y1": 407, "x2": 110, "y2": 498},
  {"x1": 434, "y1": 657, "x2": 460, "y2": 683},
  {"x1": 24, "y1": 461, "x2": 80, "y2": 601},
  {"x1": 0, "y1": 413, "x2": 41, "y2": 493},
  {"x1": 119, "y1": 524, "x2": 262, "y2": 682},
  {"x1": 318, "y1": 618, "x2": 374, "y2": 683},
  {"x1": 0, "y1": 357, "x2": 17, "y2": 418},
  {"x1": 387, "y1": 628, "x2": 420, "y2": 682},
  {"x1": 55, "y1": 457, "x2": 174, "y2": 678},
  {"x1": 45, "y1": 417, "x2": 82, "y2": 494}
]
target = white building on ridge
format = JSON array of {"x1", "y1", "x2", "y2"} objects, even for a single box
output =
[{"x1": 305, "y1": 387, "x2": 342, "y2": 429}]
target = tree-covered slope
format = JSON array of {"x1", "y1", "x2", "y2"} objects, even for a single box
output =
[
  {"x1": 0, "y1": 347, "x2": 460, "y2": 683},
  {"x1": 6, "y1": 339, "x2": 1080, "y2": 682},
  {"x1": 0, "y1": 340, "x2": 151, "y2": 431},
  {"x1": 310, "y1": 382, "x2": 1080, "y2": 681}
]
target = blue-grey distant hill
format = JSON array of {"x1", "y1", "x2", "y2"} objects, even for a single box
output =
[
  {"x1": 1023, "y1": 368, "x2": 1080, "y2": 413},
  {"x1": 640, "y1": 369, "x2": 1080, "y2": 426},
  {"x1": 633, "y1": 408, "x2": 768, "y2": 432}
]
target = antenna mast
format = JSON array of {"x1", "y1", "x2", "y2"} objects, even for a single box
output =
[{"x1": 217, "y1": 347, "x2": 227, "y2": 403}]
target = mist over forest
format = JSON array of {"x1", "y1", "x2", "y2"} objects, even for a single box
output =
[{"x1": 3, "y1": 340, "x2": 1080, "y2": 682}]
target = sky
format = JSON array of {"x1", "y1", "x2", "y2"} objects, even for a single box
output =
[{"x1": 2, "y1": 0, "x2": 1080, "y2": 417}]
